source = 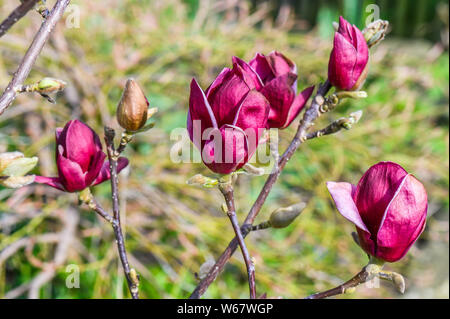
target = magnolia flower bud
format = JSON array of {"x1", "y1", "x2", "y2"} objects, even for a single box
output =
[
  {"x1": 37, "y1": 77, "x2": 67, "y2": 93},
  {"x1": 0, "y1": 152, "x2": 38, "y2": 188},
  {"x1": 186, "y1": 174, "x2": 218, "y2": 188},
  {"x1": 392, "y1": 273, "x2": 406, "y2": 294},
  {"x1": 363, "y1": 19, "x2": 389, "y2": 48},
  {"x1": 269, "y1": 202, "x2": 306, "y2": 228},
  {"x1": 117, "y1": 79, "x2": 149, "y2": 132}
]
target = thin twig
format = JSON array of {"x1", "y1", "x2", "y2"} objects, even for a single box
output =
[
  {"x1": 304, "y1": 268, "x2": 371, "y2": 299},
  {"x1": 219, "y1": 180, "x2": 256, "y2": 299},
  {"x1": 104, "y1": 127, "x2": 139, "y2": 299},
  {"x1": 189, "y1": 80, "x2": 332, "y2": 299},
  {"x1": 0, "y1": 0, "x2": 70, "y2": 116},
  {"x1": 0, "y1": 0, "x2": 39, "y2": 38}
]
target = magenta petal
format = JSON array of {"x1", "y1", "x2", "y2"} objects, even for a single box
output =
[
  {"x1": 34, "y1": 176, "x2": 65, "y2": 191},
  {"x1": 84, "y1": 151, "x2": 107, "y2": 186},
  {"x1": 202, "y1": 126, "x2": 248, "y2": 174},
  {"x1": 63, "y1": 120, "x2": 100, "y2": 172},
  {"x1": 326, "y1": 181, "x2": 369, "y2": 233},
  {"x1": 188, "y1": 78, "x2": 217, "y2": 148},
  {"x1": 205, "y1": 67, "x2": 231, "y2": 97},
  {"x1": 92, "y1": 157, "x2": 129, "y2": 186},
  {"x1": 267, "y1": 51, "x2": 296, "y2": 77},
  {"x1": 249, "y1": 53, "x2": 275, "y2": 84},
  {"x1": 376, "y1": 174, "x2": 428, "y2": 262},
  {"x1": 232, "y1": 56, "x2": 264, "y2": 90},
  {"x1": 352, "y1": 24, "x2": 369, "y2": 86},
  {"x1": 354, "y1": 162, "x2": 409, "y2": 237},
  {"x1": 56, "y1": 153, "x2": 87, "y2": 192},
  {"x1": 233, "y1": 90, "x2": 269, "y2": 132},
  {"x1": 337, "y1": 16, "x2": 354, "y2": 43},
  {"x1": 206, "y1": 67, "x2": 251, "y2": 127},
  {"x1": 282, "y1": 85, "x2": 315, "y2": 129},
  {"x1": 328, "y1": 32, "x2": 358, "y2": 90},
  {"x1": 261, "y1": 73, "x2": 297, "y2": 128}
]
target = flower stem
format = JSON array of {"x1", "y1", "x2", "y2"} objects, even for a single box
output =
[
  {"x1": 219, "y1": 179, "x2": 256, "y2": 299},
  {"x1": 104, "y1": 127, "x2": 139, "y2": 299}
]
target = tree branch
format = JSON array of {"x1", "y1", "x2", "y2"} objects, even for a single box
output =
[
  {"x1": 189, "y1": 80, "x2": 333, "y2": 299},
  {"x1": 0, "y1": 0, "x2": 70, "y2": 116},
  {"x1": 104, "y1": 127, "x2": 139, "y2": 299},
  {"x1": 219, "y1": 179, "x2": 256, "y2": 299},
  {"x1": 0, "y1": 0, "x2": 40, "y2": 38},
  {"x1": 304, "y1": 268, "x2": 371, "y2": 299}
]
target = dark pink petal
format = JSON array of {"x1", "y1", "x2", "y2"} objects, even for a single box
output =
[
  {"x1": 187, "y1": 78, "x2": 217, "y2": 147},
  {"x1": 267, "y1": 51, "x2": 296, "y2": 77},
  {"x1": 205, "y1": 67, "x2": 231, "y2": 97},
  {"x1": 260, "y1": 73, "x2": 297, "y2": 128},
  {"x1": 55, "y1": 127, "x2": 63, "y2": 140},
  {"x1": 63, "y1": 120, "x2": 99, "y2": 172},
  {"x1": 206, "y1": 66, "x2": 250, "y2": 127},
  {"x1": 233, "y1": 90, "x2": 269, "y2": 132},
  {"x1": 232, "y1": 56, "x2": 263, "y2": 90},
  {"x1": 375, "y1": 174, "x2": 428, "y2": 262},
  {"x1": 34, "y1": 176, "x2": 65, "y2": 191},
  {"x1": 328, "y1": 32, "x2": 358, "y2": 90},
  {"x1": 91, "y1": 157, "x2": 129, "y2": 186},
  {"x1": 354, "y1": 162, "x2": 409, "y2": 238},
  {"x1": 202, "y1": 126, "x2": 248, "y2": 174},
  {"x1": 84, "y1": 151, "x2": 107, "y2": 186},
  {"x1": 326, "y1": 181, "x2": 369, "y2": 233},
  {"x1": 337, "y1": 16, "x2": 354, "y2": 44},
  {"x1": 56, "y1": 152, "x2": 87, "y2": 192},
  {"x1": 352, "y1": 24, "x2": 369, "y2": 88},
  {"x1": 281, "y1": 85, "x2": 315, "y2": 129},
  {"x1": 249, "y1": 53, "x2": 275, "y2": 84}
]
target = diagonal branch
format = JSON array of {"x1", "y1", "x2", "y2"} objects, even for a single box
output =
[
  {"x1": 189, "y1": 80, "x2": 332, "y2": 299},
  {"x1": 0, "y1": 0, "x2": 40, "y2": 38},
  {"x1": 0, "y1": 0, "x2": 70, "y2": 116}
]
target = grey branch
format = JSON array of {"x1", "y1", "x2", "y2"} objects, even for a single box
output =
[{"x1": 0, "y1": 0, "x2": 71, "y2": 116}]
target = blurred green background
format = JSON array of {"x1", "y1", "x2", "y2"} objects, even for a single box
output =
[{"x1": 0, "y1": 0, "x2": 448, "y2": 299}]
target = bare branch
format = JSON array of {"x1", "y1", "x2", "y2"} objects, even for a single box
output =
[
  {"x1": 0, "y1": 0, "x2": 71, "y2": 116},
  {"x1": 0, "y1": 0, "x2": 39, "y2": 38}
]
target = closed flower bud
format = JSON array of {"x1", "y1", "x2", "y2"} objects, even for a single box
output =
[
  {"x1": 363, "y1": 19, "x2": 389, "y2": 48},
  {"x1": 328, "y1": 17, "x2": 369, "y2": 91},
  {"x1": 37, "y1": 77, "x2": 67, "y2": 93},
  {"x1": 35, "y1": 120, "x2": 128, "y2": 192},
  {"x1": 117, "y1": 79, "x2": 149, "y2": 132},
  {"x1": 0, "y1": 152, "x2": 38, "y2": 188},
  {"x1": 327, "y1": 161, "x2": 428, "y2": 262},
  {"x1": 269, "y1": 202, "x2": 306, "y2": 228}
]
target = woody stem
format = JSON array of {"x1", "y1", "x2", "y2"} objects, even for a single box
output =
[
  {"x1": 104, "y1": 127, "x2": 139, "y2": 299},
  {"x1": 219, "y1": 180, "x2": 256, "y2": 299}
]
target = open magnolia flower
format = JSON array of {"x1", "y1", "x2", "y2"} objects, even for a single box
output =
[
  {"x1": 246, "y1": 52, "x2": 314, "y2": 129},
  {"x1": 328, "y1": 16, "x2": 369, "y2": 91},
  {"x1": 187, "y1": 53, "x2": 315, "y2": 174},
  {"x1": 35, "y1": 120, "x2": 128, "y2": 192},
  {"x1": 327, "y1": 161, "x2": 428, "y2": 262},
  {"x1": 187, "y1": 57, "x2": 270, "y2": 174}
]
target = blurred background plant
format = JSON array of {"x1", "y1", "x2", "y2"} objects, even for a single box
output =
[{"x1": 0, "y1": 0, "x2": 448, "y2": 298}]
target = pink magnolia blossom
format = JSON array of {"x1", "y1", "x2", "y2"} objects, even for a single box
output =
[
  {"x1": 187, "y1": 58, "x2": 270, "y2": 174},
  {"x1": 328, "y1": 16, "x2": 369, "y2": 91},
  {"x1": 247, "y1": 52, "x2": 314, "y2": 129},
  {"x1": 327, "y1": 161, "x2": 428, "y2": 262},
  {"x1": 35, "y1": 120, "x2": 128, "y2": 192}
]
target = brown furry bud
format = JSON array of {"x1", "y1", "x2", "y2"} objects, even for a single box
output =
[{"x1": 116, "y1": 79, "x2": 149, "y2": 131}]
